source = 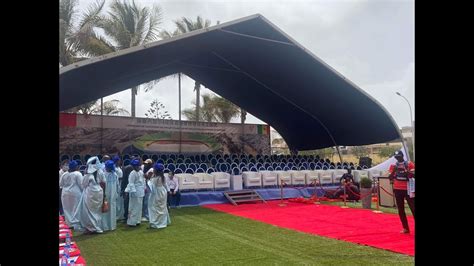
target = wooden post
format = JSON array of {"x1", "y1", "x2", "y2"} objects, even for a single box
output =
[
  {"x1": 279, "y1": 177, "x2": 286, "y2": 207},
  {"x1": 313, "y1": 180, "x2": 320, "y2": 204},
  {"x1": 341, "y1": 182, "x2": 349, "y2": 208},
  {"x1": 373, "y1": 178, "x2": 383, "y2": 213}
]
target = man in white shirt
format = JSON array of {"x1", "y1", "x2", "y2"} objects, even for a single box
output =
[{"x1": 166, "y1": 171, "x2": 181, "y2": 208}]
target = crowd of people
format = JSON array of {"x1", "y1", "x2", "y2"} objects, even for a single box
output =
[
  {"x1": 59, "y1": 155, "x2": 179, "y2": 234},
  {"x1": 59, "y1": 151, "x2": 414, "y2": 235}
]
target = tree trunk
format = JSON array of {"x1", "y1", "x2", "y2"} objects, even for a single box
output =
[
  {"x1": 194, "y1": 81, "x2": 201, "y2": 121},
  {"x1": 131, "y1": 87, "x2": 137, "y2": 117}
]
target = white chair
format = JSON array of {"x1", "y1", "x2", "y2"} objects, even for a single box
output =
[
  {"x1": 176, "y1": 173, "x2": 198, "y2": 191},
  {"x1": 230, "y1": 168, "x2": 243, "y2": 190},
  {"x1": 273, "y1": 171, "x2": 291, "y2": 186},
  {"x1": 211, "y1": 172, "x2": 230, "y2": 190},
  {"x1": 260, "y1": 170, "x2": 278, "y2": 187},
  {"x1": 368, "y1": 169, "x2": 383, "y2": 181},
  {"x1": 288, "y1": 170, "x2": 306, "y2": 185},
  {"x1": 301, "y1": 170, "x2": 319, "y2": 185},
  {"x1": 194, "y1": 173, "x2": 214, "y2": 190},
  {"x1": 353, "y1": 170, "x2": 369, "y2": 183},
  {"x1": 242, "y1": 171, "x2": 262, "y2": 188},
  {"x1": 319, "y1": 170, "x2": 334, "y2": 185}
]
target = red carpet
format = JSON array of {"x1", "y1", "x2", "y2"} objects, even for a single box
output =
[{"x1": 204, "y1": 200, "x2": 414, "y2": 256}]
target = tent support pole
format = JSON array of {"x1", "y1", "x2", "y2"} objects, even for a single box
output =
[
  {"x1": 179, "y1": 73, "x2": 182, "y2": 154},
  {"x1": 335, "y1": 146, "x2": 343, "y2": 164}
]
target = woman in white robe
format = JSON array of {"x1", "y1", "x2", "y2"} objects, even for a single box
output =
[
  {"x1": 148, "y1": 163, "x2": 171, "y2": 229},
  {"x1": 113, "y1": 156, "x2": 124, "y2": 220},
  {"x1": 101, "y1": 160, "x2": 118, "y2": 231},
  {"x1": 59, "y1": 160, "x2": 69, "y2": 215},
  {"x1": 59, "y1": 160, "x2": 83, "y2": 227},
  {"x1": 73, "y1": 157, "x2": 105, "y2": 233},
  {"x1": 125, "y1": 159, "x2": 145, "y2": 227}
]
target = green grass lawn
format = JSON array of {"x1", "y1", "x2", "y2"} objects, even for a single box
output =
[{"x1": 74, "y1": 207, "x2": 413, "y2": 265}]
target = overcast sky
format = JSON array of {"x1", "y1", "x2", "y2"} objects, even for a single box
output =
[{"x1": 75, "y1": 0, "x2": 414, "y2": 128}]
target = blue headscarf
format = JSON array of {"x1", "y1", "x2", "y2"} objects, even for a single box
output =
[
  {"x1": 105, "y1": 160, "x2": 115, "y2": 171},
  {"x1": 131, "y1": 159, "x2": 140, "y2": 167},
  {"x1": 68, "y1": 160, "x2": 78, "y2": 170},
  {"x1": 112, "y1": 155, "x2": 120, "y2": 163},
  {"x1": 153, "y1": 163, "x2": 164, "y2": 171}
]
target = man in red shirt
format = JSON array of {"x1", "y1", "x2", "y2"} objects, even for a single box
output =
[{"x1": 388, "y1": 151, "x2": 415, "y2": 234}]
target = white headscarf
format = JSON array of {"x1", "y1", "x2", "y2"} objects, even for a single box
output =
[{"x1": 86, "y1": 156, "x2": 102, "y2": 174}]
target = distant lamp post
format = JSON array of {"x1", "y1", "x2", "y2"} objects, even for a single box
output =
[{"x1": 396, "y1": 92, "x2": 415, "y2": 161}]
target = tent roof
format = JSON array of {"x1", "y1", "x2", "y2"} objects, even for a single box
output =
[{"x1": 60, "y1": 14, "x2": 401, "y2": 150}]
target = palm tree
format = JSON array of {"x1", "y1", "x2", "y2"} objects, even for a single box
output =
[
  {"x1": 59, "y1": 0, "x2": 114, "y2": 67},
  {"x1": 182, "y1": 94, "x2": 215, "y2": 122},
  {"x1": 212, "y1": 96, "x2": 240, "y2": 123},
  {"x1": 66, "y1": 100, "x2": 97, "y2": 114},
  {"x1": 100, "y1": 0, "x2": 163, "y2": 117},
  {"x1": 60, "y1": 0, "x2": 123, "y2": 115},
  {"x1": 99, "y1": 99, "x2": 130, "y2": 115},
  {"x1": 182, "y1": 94, "x2": 239, "y2": 123},
  {"x1": 173, "y1": 16, "x2": 212, "y2": 121},
  {"x1": 67, "y1": 99, "x2": 129, "y2": 116}
]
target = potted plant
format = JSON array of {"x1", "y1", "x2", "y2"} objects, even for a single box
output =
[{"x1": 359, "y1": 177, "x2": 372, "y2": 209}]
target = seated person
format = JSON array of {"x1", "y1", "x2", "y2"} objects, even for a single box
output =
[
  {"x1": 331, "y1": 169, "x2": 360, "y2": 200},
  {"x1": 166, "y1": 171, "x2": 181, "y2": 208}
]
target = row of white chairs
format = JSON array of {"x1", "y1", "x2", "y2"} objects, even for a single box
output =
[
  {"x1": 173, "y1": 169, "x2": 385, "y2": 191},
  {"x1": 242, "y1": 169, "x2": 384, "y2": 187},
  {"x1": 175, "y1": 172, "x2": 231, "y2": 190}
]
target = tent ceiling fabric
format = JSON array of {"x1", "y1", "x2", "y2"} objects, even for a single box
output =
[{"x1": 60, "y1": 14, "x2": 401, "y2": 150}]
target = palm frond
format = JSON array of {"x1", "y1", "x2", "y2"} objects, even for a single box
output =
[
  {"x1": 59, "y1": 0, "x2": 78, "y2": 28},
  {"x1": 182, "y1": 108, "x2": 198, "y2": 121},
  {"x1": 132, "y1": 7, "x2": 148, "y2": 46},
  {"x1": 100, "y1": 17, "x2": 129, "y2": 50},
  {"x1": 142, "y1": 5, "x2": 163, "y2": 43},
  {"x1": 82, "y1": 35, "x2": 116, "y2": 56},
  {"x1": 78, "y1": 0, "x2": 105, "y2": 30},
  {"x1": 159, "y1": 29, "x2": 180, "y2": 40},
  {"x1": 102, "y1": 99, "x2": 130, "y2": 115},
  {"x1": 70, "y1": 100, "x2": 98, "y2": 115},
  {"x1": 143, "y1": 79, "x2": 160, "y2": 92},
  {"x1": 196, "y1": 16, "x2": 203, "y2": 29},
  {"x1": 182, "y1": 17, "x2": 195, "y2": 31},
  {"x1": 174, "y1": 19, "x2": 188, "y2": 34}
]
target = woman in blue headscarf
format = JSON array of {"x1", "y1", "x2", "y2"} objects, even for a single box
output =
[
  {"x1": 101, "y1": 160, "x2": 118, "y2": 231},
  {"x1": 125, "y1": 159, "x2": 145, "y2": 227},
  {"x1": 73, "y1": 156, "x2": 105, "y2": 233},
  {"x1": 148, "y1": 163, "x2": 171, "y2": 229},
  {"x1": 59, "y1": 160, "x2": 83, "y2": 227}
]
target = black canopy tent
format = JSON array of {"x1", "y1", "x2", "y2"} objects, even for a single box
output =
[{"x1": 60, "y1": 14, "x2": 402, "y2": 152}]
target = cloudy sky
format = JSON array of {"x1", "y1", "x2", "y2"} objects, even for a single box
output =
[{"x1": 75, "y1": 0, "x2": 414, "y2": 128}]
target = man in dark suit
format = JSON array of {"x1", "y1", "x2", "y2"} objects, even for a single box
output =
[{"x1": 121, "y1": 157, "x2": 135, "y2": 221}]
